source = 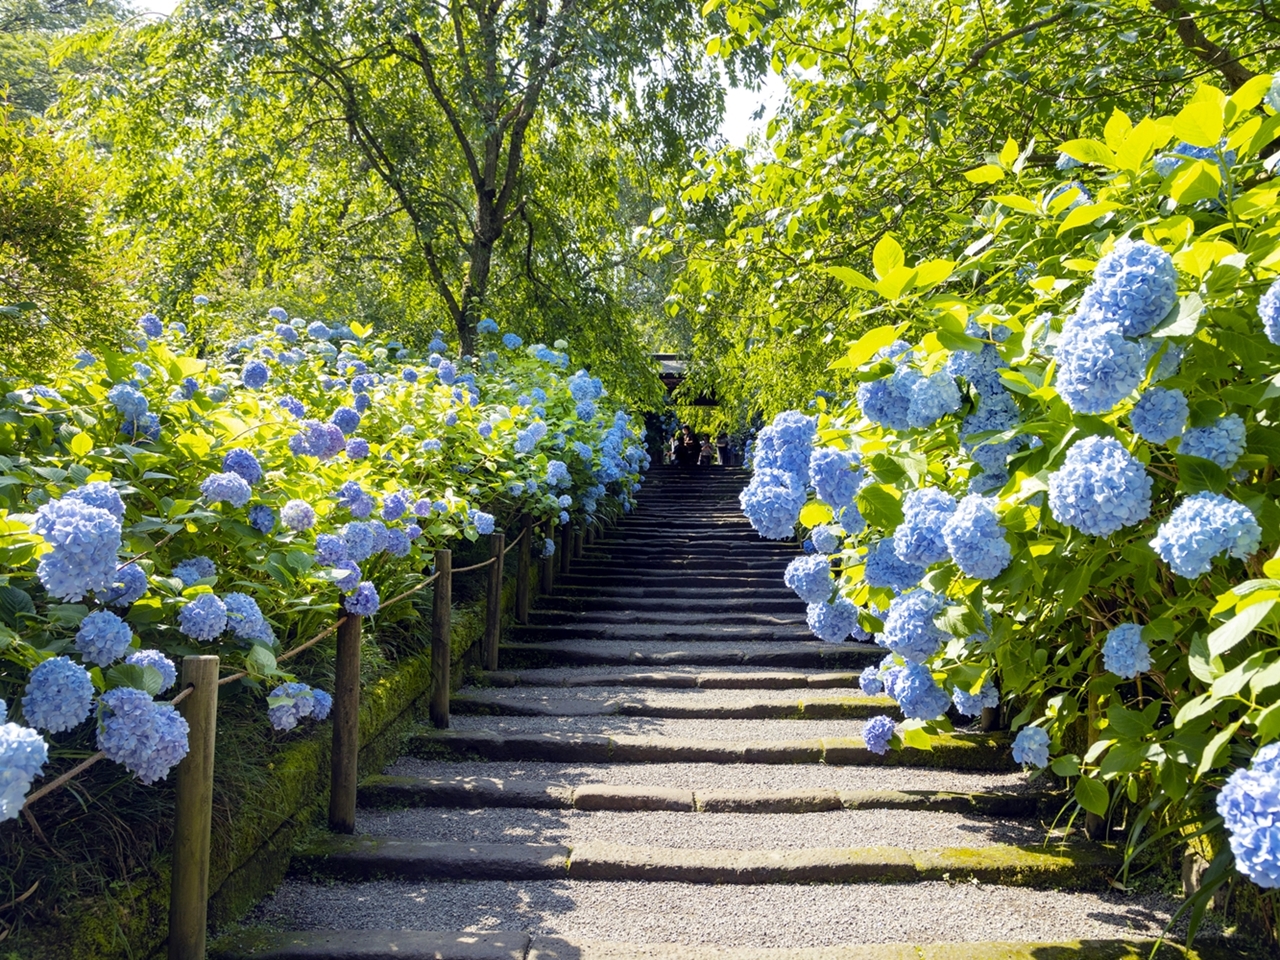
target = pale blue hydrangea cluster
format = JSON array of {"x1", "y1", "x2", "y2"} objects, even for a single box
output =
[
  {"x1": 1047, "y1": 436, "x2": 1152, "y2": 536},
  {"x1": 102, "y1": 563, "x2": 148, "y2": 607},
  {"x1": 179, "y1": 593, "x2": 228, "y2": 641},
  {"x1": 125, "y1": 649, "x2": 177, "y2": 692},
  {"x1": 221, "y1": 449, "x2": 263, "y2": 486},
  {"x1": 472, "y1": 511, "x2": 496, "y2": 535},
  {"x1": 22, "y1": 656, "x2": 95, "y2": 733},
  {"x1": 278, "y1": 395, "x2": 305, "y2": 418},
  {"x1": 75, "y1": 610, "x2": 133, "y2": 666},
  {"x1": 66, "y1": 481, "x2": 125, "y2": 518},
  {"x1": 740, "y1": 467, "x2": 807, "y2": 540},
  {"x1": 1102, "y1": 623, "x2": 1150, "y2": 679},
  {"x1": 805, "y1": 598, "x2": 860, "y2": 642},
  {"x1": 288, "y1": 419, "x2": 345, "y2": 459},
  {"x1": 1261, "y1": 279, "x2": 1280, "y2": 346},
  {"x1": 139, "y1": 313, "x2": 163, "y2": 338},
  {"x1": 201, "y1": 472, "x2": 252, "y2": 508},
  {"x1": 108, "y1": 383, "x2": 149, "y2": 421},
  {"x1": 880, "y1": 590, "x2": 947, "y2": 663},
  {"x1": 97, "y1": 687, "x2": 190, "y2": 784},
  {"x1": 808, "y1": 446, "x2": 862, "y2": 509},
  {"x1": 961, "y1": 390, "x2": 1023, "y2": 492},
  {"x1": 336, "y1": 480, "x2": 375, "y2": 518},
  {"x1": 345, "y1": 438, "x2": 369, "y2": 459},
  {"x1": 809, "y1": 525, "x2": 844, "y2": 555},
  {"x1": 1012, "y1": 726, "x2": 1050, "y2": 768},
  {"x1": 344, "y1": 581, "x2": 380, "y2": 616},
  {"x1": 784, "y1": 555, "x2": 833, "y2": 604},
  {"x1": 752, "y1": 410, "x2": 816, "y2": 477},
  {"x1": 893, "y1": 488, "x2": 955, "y2": 566},
  {"x1": 858, "y1": 342, "x2": 960, "y2": 430},
  {"x1": 248, "y1": 505, "x2": 276, "y2": 533},
  {"x1": 1129, "y1": 387, "x2": 1188, "y2": 444},
  {"x1": 173, "y1": 556, "x2": 216, "y2": 586},
  {"x1": 1153, "y1": 141, "x2": 1236, "y2": 179},
  {"x1": 331, "y1": 406, "x2": 361, "y2": 435},
  {"x1": 476, "y1": 318, "x2": 499, "y2": 334},
  {"x1": 858, "y1": 665, "x2": 884, "y2": 695},
  {"x1": 1217, "y1": 742, "x2": 1280, "y2": 889},
  {"x1": 1178, "y1": 414, "x2": 1247, "y2": 469},
  {"x1": 542, "y1": 537, "x2": 556, "y2": 557},
  {"x1": 862, "y1": 715, "x2": 896, "y2": 755},
  {"x1": 1150, "y1": 493, "x2": 1261, "y2": 577},
  {"x1": 942, "y1": 495, "x2": 1011, "y2": 580},
  {"x1": 863, "y1": 537, "x2": 924, "y2": 592},
  {"x1": 382, "y1": 491, "x2": 410, "y2": 521},
  {"x1": 952, "y1": 680, "x2": 999, "y2": 717},
  {"x1": 546, "y1": 460, "x2": 571, "y2": 487},
  {"x1": 242, "y1": 359, "x2": 269, "y2": 389},
  {"x1": 267, "y1": 683, "x2": 333, "y2": 731},
  {"x1": 0, "y1": 718, "x2": 48, "y2": 822},
  {"x1": 1054, "y1": 319, "x2": 1147, "y2": 414},
  {"x1": 33, "y1": 496, "x2": 122, "y2": 601},
  {"x1": 344, "y1": 520, "x2": 389, "y2": 561},
  {"x1": 224, "y1": 593, "x2": 273, "y2": 643},
  {"x1": 884, "y1": 661, "x2": 951, "y2": 720}
]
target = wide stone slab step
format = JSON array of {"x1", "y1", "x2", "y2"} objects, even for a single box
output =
[
  {"x1": 525, "y1": 610, "x2": 806, "y2": 627},
  {"x1": 497, "y1": 641, "x2": 882, "y2": 669},
  {"x1": 450, "y1": 690, "x2": 899, "y2": 720},
  {"x1": 406, "y1": 730, "x2": 1016, "y2": 771},
  {"x1": 292, "y1": 837, "x2": 1118, "y2": 888},
  {"x1": 210, "y1": 931, "x2": 1240, "y2": 960},
  {"x1": 483, "y1": 669, "x2": 862, "y2": 690},
  {"x1": 532, "y1": 598, "x2": 804, "y2": 617},
  {"x1": 357, "y1": 775, "x2": 1042, "y2": 817}
]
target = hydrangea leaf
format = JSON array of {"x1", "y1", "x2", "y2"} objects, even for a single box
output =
[
  {"x1": 1058, "y1": 138, "x2": 1116, "y2": 167},
  {"x1": 1075, "y1": 776, "x2": 1108, "y2": 815},
  {"x1": 798, "y1": 501, "x2": 833, "y2": 528},
  {"x1": 1150, "y1": 292, "x2": 1202, "y2": 338},
  {"x1": 963, "y1": 164, "x2": 1004, "y2": 184},
  {"x1": 1207, "y1": 598, "x2": 1276, "y2": 659},
  {"x1": 871, "y1": 234, "x2": 904, "y2": 280},
  {"x1": 1057, "y1": 201, "x2": 1121, "y2": 235},
  {"x1": 1174, "y1": 455, "x2": 1228, "y2": 495},
  {"x1": 1172, "y1": 99, "x2": 1224, "y2": 149},
  {"x1": 1169, "y1": 160, "x2": 1223, "y2": 206}
]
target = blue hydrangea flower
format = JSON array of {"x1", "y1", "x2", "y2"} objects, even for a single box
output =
[
  {"x1": 279, "y1": 499, "x2": 314, "y2": 531},
  {"x1": 1047, "y1": 180, "x2": 1091, "y2": 210},
  {"x1": 859, "y1": 666, "x2": 884, "y2": 695},
  {"x1": 315, "y1": 534, "x2": 348, "y2": 567},
  {"x1": 784, "y1": 555, "x2": 833, "y2": 604},
  {"x1": 477, "y1": 318, "x2": 499, "y2": 334},
  {"x1": 894, "y1": 488, "x2": 956, "y2": 566},
  {"x1": 201, "y1": 472, "x2": 252, "y2": 508},
  {"x1": 953, "y1": 680, "x2": 999, "y2": 717},
  {"x1": 1179, "y1": 414, "x2": 1247, "y2": 469},
  {"x1": 223, "y1": 593, "x2": 267, "y2": 641},
  {"x1": 502, "y1": 333, "x2": 523, "y2": 349},
  {"x1": 1218, "y1": 747, "x2": 1280, "y2": 888},
  {"x1": 1129, "y1": 388, "x2": 1188, "y2": 444},
  {"x1": 862, "y1": 715, "x2": 896, "y2": 755},
  {"x1": 101, "y1": 562, "x2": 148, "y2": 608},
  {"x1": 1260, "y1": 279, "x2": 1280, "y2": 346},
  {"x1": 65, "y1": 481, "x2": 125, "y2": 520},
  {"x1": 809, "y1": 525, "x2": 843, "y2": 555},
  {"x1": 311, "y1": 689, "x2": 333, "y2": 720},
  {"x1": 289, "y1": 420, "x2": 346, "y2": 459},
  {"x1": 752, "y1": 411, "x2": 816, "y2": 480},
  {"x1": 543, "y1": 537, "x2": 556, "y2": 558},
  {"x1": 1012, "y1": 726, "x2": 1050, "y2": 768},
  {"x1": 838, "y1": 504, "x2": 866, "y2": 536},
  {"x1": 806, "y1": 597, "x2": 859, "y2": 642},
  {"x1": 178, "y1": 593, "x2": 227, "y2": 641},
  {"x1": 75, "y1": 610, "x2": 133, "y2": 666},
  {"x1": 267, "y1": 682, "x2": 321, "y2": 731},
  {"x1": 385, "y1": 527, "x2": 412, "y2": 558},
  {"x1": 268, "y1": 306, "x2": 288, "y2": 321},
  {"x1": 221, "y1": 449, "x2": 264, "y2": 486},
  {"x1": 108, "y1": 383, "x2": 149, "y2": 421},
  {"x1": 402, "y1": 367, "x2": 419, "y2": 383},
  {"x1": 343, "y1": 522, "x2": 380, "y2": 562},
  {"x1": 139, "y1": 313, "x2": 163, "y2": 338},
  {"x1": 335, "y1": 481, "x2": 375, "y2": 519},
  {"x1": 858, "y1": 376, "x2": 912, "y2": 432},
  {"x1": 307, "y1": 321, "x2": 332, "y2": 340},
  {"x1": 809, "y1": 447, "x2": 863, "y2": 509},
  {"x1": 1150, "y1": 493, "x2": 1261, "y2": 577},
  {"x1": 1102, "y1": 623, "x2": 1150, "y2": 679},
  {"x1": 961, "y1": 390, "x2": 1023, "y2": 474},
  {"x1": 0, "y1": 721, "x2": 48, "y2": 821},
  {"x1": 332, "y1": 560, "x2": 361, "y2": 593},
  {"x1": 907, "y1": 371, "x2": 962, "y2": 428},
  {"x1": 121, "y1": 411, "x2": 161, "y2": 443},
  {"x1": 884, "y1": 661, "x2": 951, "y2": 720},
  {"x1": 880, "y1": 590, "x2": 947, "y2": 664},
  {"x1": 33, "y1": 497, "x2": 122, "y2": 601},
  {"x1": 436, "y1": 360, "x2": 457, "y2": 386},
  {"x1": 249, "y1": 505, "x2": 276, "y2": 534},
  {"x1": 863, "y1": 537, "x2": 925, "y2": 592},
  {"x1": 97, "y1": 687, "x2": 189, "y2": 784},
  {"x1": 242, "y1": 359, "x2": 269, "y2": 389},
  {"x1": 1076, "y1": 238, "x2": 1179, "y2": 338},
  {"x1": 278, "y1": 395, "x2": 305, "y2": 418},
  {"x1": 23, "y1": 656, "x2": 95, "y2": 733},
  {"x1": 354, "y1": 393, "x2": 372, "y2": 413},
  {"x1": 382, "y1": 491, "x2": 411, "y2": 522},
  {"x1": 1048, "y1": 436, "x2": 1152, "y2": 536},
  {"x1": 943, "y1": 495, "x2": 1012, "y2": 580},
  {"x1": 1054, "y1": 320, "x2": 1147, "y2": 414},
  {"x1": 1056, "y1": 152, "x2": 1081, "y2": 171},
  {"x1": 472, "y1": 511, "x2": 496, "y2": 535},
  {"x1": 331, "y1": 407, "x2": 361, "y2": 436},
  {"x1": 739, "y1": 468, "x2": 807, "y2": 540},
  {"x1": 193, "y1": 294, "x2": 209, "y2": 305},
  {"x1": 173, "y1": 556, "x2": 216, "y2": 586},
  {"x1": 125, "y1": 650, "x2": 177, "y2": 692},
  {"x1": 344, "y1": 581, "x2": 380, "y2": 616}
]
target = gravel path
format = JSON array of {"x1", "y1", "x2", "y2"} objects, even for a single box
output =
[
  {"x1": 355, "y1": 806, "x2": 1052, "y2": 850},
  {"x1": 492, "y1": 665, "x2": 857, "y2": 684},
  {"x1": 384, "y1": 759, "x2": 1034, "y2": 794},
  {"x1": 447, "y1": 715, "x2": 868, "y2": 740},
  {"x1": 251, "y1": 879, "x2": 1194, "y2": 946},
  {"x1": 458, "y1": 686, "x2": 885, "y2": 709}
]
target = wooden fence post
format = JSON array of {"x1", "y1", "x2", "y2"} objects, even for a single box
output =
[
  {"x1": 431, "y1": 548, "x2": 452, "y2": 729},
  {"x1": 484, "y1": 532, "x2": 504, "y2": 671},
  {"x1": 169, "y1": 655, "x2": 219, "y2": 960},
  {"x1": 585, "y1": 523, "x2": 595, "y2": 546},
  {"x1": 559, "y1": 524, "x2": 572, "y2": 575},
  {"x1": 516, "y1": 515, "x2": 532, "y2": 625},
  {"x1": 573, "y1": 527, "x2": 583, "y2": 559},
  {"x1": 328, "y1": 614, "x2": 362, "y2": 833},
  {"x1": 980, "y1": 706, "x2": 999, "y2": 732}
]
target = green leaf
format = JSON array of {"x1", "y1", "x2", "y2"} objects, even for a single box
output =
[
  {"x1": 964, "y1": 164, "x2": 1004, "y2": 184},
  {"x1": 1207, "y1": 599, "x2": 1275, "y2": 658},
  {"x1": 1075, "y1": 776, "x2": 1109, "y2": 815},
  {"x1": 0, "y1": 586, "x2": 35, "y2": 627},
  {"x1": 856, "y1": 484, "x2": 904, "y2": 530},
  {"x1": 246, "y1": 645, "x2": 278, "y2": 679},
  {"x1": 1051, "y1": 754, "x2": 1081, "y2": 777},
  {"x1": 1189, "y1": 631, "x2": 1222, "y2": 683},
  {"x1": 1057, "y1": 201, "x2": 1121, "y2": 234},
  {"x1": 898, "y1": 726, "x2": 932, "y2": 750},
  {"x1": 1150, "y1": 292, "x2": 1202, "y2": 338},
  {"x1": 872, "y1": 235, "x2": 905, "y2": 280},
  {"x1": 834, "y1": 324, "x2": 902, "y2": 371},
  {"x1": 936, "y1": 328, "x2": 986, "y2": 352},
  {"x1": 1172, "y1": 99, "x2": 1224, "y2": 148},
  {"x1": 1175, "y1": 455, "x2": 1228, "y2": 495},
  {"x1": 1058, "y1": 138, "x2": 1116, "y2": 167},
  {"x1": 69, "y1": 432, "x2": 93, "y2": 457},
  {"x1": 799, "y1": 501, "x2": 834, "y2": 528},
  {"x1": 105, "y1": 663, "x2": 162, "y2": 697},
  {"x1": 1169, "y1": 161, "x2": 1223, "y2": 205},
  {"x1": 1195, "y1": 720, "x2": 1242, "y2": 780},
  {"x1": 1255, "y1": 702, "x2": 1280, "y2": 742},
  {"x1": 825, "y1": 265, "x2": 876, "y2": 291}
]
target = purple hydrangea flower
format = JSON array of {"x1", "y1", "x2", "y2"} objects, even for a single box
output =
[{"x1": 344, "y1": 581, "x2": 380, "y2": 616}]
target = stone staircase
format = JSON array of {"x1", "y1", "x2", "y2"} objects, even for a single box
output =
[{"x1": 213, "y1": 467, "x2": 1242, "y2": 960}]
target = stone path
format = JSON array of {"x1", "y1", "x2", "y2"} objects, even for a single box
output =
[{"x1": 214, "y1": 467, "x2": 1241, "y2": 960}]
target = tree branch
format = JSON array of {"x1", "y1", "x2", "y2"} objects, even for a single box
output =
[
  {"x1": 403, "y1": 31, "x2": 485, "y2": 190},
  {"x1": 1149, "y1": 0, "x2": 1256, "y2": 90},
  {"x1": 964, "y1": 12, "x2": 1068, "y2": 72}
]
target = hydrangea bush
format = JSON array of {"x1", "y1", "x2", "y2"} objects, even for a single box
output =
[
  {"x1": 738, "y1": 81, "x2": 1280, "y2": 898},
  {"x1": 0, "y1": 310, "x2": 646, "y2": 817}
]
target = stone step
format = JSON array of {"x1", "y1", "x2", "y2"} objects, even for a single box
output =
[
  {"x1": 546, "y1": 585, "x2": 799, "y2": 601},
  {"x1": 357, "y1": 775, "x2": 1043, "y2": 817},
  {"x1": 451, "y1": 687, "x2": 898, "y2": 720},
  {"x1": 291, "y1": 837, "x2": 1119, "y2": 889},
  {"x1": 497, "y1": 640, "x2": 882, "y2": 670},
  {"x1": 566, "y1": 558, "x2": 791, "y2": 573},
  {"x1": 210, "y1": 931, "x2": 529, "y2": 960},
  {"x1": 527, "y1": 598, "x2": 804, "y2": 619},
  {"x1": 525, "y1": 610, "x2": 806, "y2": 628},
  {"x1": 554, "y1": 573, "x2": 791, "y2": 590},
  {"x1": 509, "y1": 623, "x2": 814, "y2": 643},
  {"x1": 406, "y1": 729, "x2": 1016, "y2": 772},
  {"x1": 482, "y1": 667, "x2": 862, "y2": 689}
]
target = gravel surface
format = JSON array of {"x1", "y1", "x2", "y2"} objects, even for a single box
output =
[
  {"x1": 384, "y1": 760, "x2": 1034, "y2": 795},
  {"x1": 355, "y1": 806, "x2": 1050, "y2": 850},
  {"x1": 458, "y1": 686, "x2": 885, "y2": 709},
  {"x1": 251, "y1": 879, "x2": 1196, "y2": 946},
  {"x1": 447, "y1": 715, "x2": 868, "y2": 741}
]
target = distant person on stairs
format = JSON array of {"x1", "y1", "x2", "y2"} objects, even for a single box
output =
[
  {"x1": 716, "y1": 431, "x2": 730, "y2": 466},
  {"x1": 674, "y1": 424, "x2": 699, "y2": 468},
  {"x1": 698, "y1": 437, "x2": 714, "y2": 467}
]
